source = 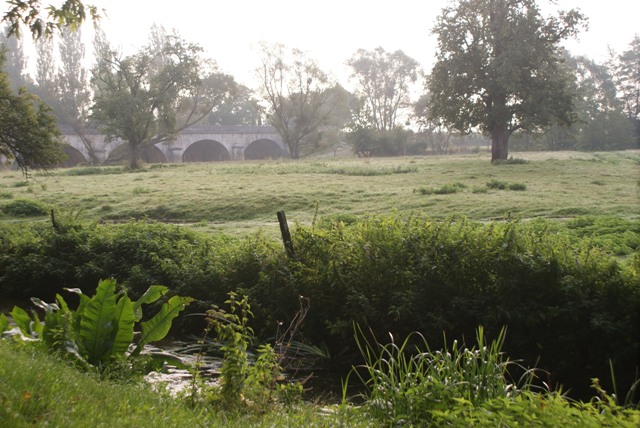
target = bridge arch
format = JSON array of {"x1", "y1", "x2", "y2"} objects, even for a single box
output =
[
  {"x1": 244, "y1": 138, "x2": 286, "y2": 160},
  {"x1": 106, "y1": 143, "x2": 168, "y2": 165},
  {"x1": 183, "y1": 139, "x2": 230, "y2": 162},
  {"x1": 59, "y1": 145, "x2": 87, "y2": 167}
]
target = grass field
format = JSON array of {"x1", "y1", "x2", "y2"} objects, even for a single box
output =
[{"x1": 0, "y1": 150, "x2": 638, "y2": 237}]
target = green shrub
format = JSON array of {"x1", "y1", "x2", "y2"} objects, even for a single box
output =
[
  {"x1": 487, "y1": 179, "x2": 508, "y2": 189},
  {"x1": 507, "y1": 182, "x2": 527, "y2": 191},
  {"x1": 351, "y1": 326, "x2": 523, "y2": 425},
  {"x1": 4, "y1": 279, "x2": 192, "y2": 374},
  {"x1": 493, "y1": 157, "x2": 530, "y2": 165},
  {"x1": 417, "y1": 182, "x2": 467, "y2": 195},
  {"x1": 1, "y1": 198, "x2": 49, "y2": 216},
  {"x1": 0, "y1": 192, "x2": 13, "y2": 199},
  {"x1": 487, "y1": 180, "x2": 527, "y2": 191}
]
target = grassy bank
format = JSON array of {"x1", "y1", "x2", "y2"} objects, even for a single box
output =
[{"x1": 2, "y1": 339, "x2": 638, "y2": 427}]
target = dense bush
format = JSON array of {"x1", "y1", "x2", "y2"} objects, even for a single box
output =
[
  {"x1": 0, "y1": 216, "x2": 638, "y2": 400},
  {"x1": 0, "y1": 198, "x2": 50, "y2": 216}
]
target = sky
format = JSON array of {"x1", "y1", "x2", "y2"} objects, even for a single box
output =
[{"x1": 76, "y1": 0, "x2": 640, "y2": 89}]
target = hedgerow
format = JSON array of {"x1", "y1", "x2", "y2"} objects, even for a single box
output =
[{"x1": 0, "y1": 215, "x2": 638, "y2": 401}]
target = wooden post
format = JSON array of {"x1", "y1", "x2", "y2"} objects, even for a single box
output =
[
  {"x1": 51, "y1": 209, "x2": 58, "y2": 231},
  {"x1": 277, "y1": 211, "x2": 295, "y2": 258}
]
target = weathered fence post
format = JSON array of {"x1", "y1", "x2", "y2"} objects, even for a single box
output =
[{"x1": 277, "y1": 211, "x2": 295, "y2": 258}]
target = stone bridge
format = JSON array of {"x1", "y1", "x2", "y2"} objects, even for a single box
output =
[{"x1": 61, "y1": 125, "x2": 288, "y2": 166}]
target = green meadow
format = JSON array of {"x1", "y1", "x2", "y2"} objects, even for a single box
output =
[{"x1": 1, "y1": 150, "x2": 638, "y2": 237}]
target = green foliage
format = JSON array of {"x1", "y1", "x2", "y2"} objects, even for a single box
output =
[
  {"x1": 256, "y1": 43, "x2": 348, "y2": 159},
  {"x1": 92, "y1": 29, "x2": 236, "y2": 168},
  {"x1": 201, "y1": 292, "x2": 301, "y2": 411},
  {"x1": 417, "y1": 182, "x2": 467, "y2": 195},
  {"x1": 492, "y1": 157, "x2": 530, "y2": 165},
  {"x1": 0, "y1": 49, "x2": 66, "y2": 175},
  {"x1": 0, "y1": 215, "x2": 638, "y2": 401},
  {"x1": 0, "y1": 313, "x2": 8, "y2": 333},
  {"x1": 0, "y1": 198, "x2": 50, "y2": 216},
  {"x1": 486, "y1": 179, "x2": 508, "y2": 190},
  {"x1": 507, "y1": 182, "x2": 527, "y2": 191},
  {"x1": 428, "y1": 0, "x2": 586, "y2": 160},
  {"x1": 486, "y1": 179, "x2": 526, "y2": 191},
  {"x1": 4, "y1": 279, "x2": 192, "y2": 373},
  {"x1": 564, "y1": 216, "x2": 640, "y2": 256},
  {"x1": 326, "y1": 164, "x2": 417, "y2": 176},
  {"x1": 427, "y1": 390, "x2": 640, "y2": 427},
  {"x1": 61, "y1": 166, "x2": 126, "y2": 176},
  {"x1": 1, "y1": 338, "x2": 639, "y2": 427},
  {"x1": 350, "y1": 326, "x2": 528, "y2": 425},
  {"x1": 346, "y1": 128, "x2": 417, "y2": 156}
]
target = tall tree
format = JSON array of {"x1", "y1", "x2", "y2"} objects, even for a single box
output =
[
  {"x1": 206, "y1": 84, "x2": 264, "y2": 126},
  {"x1": 0, "y1": 48, "x2": 65, "y2": 173},
  {"x1": 257, "y1": 43, "x2": 346, "y2": 159},
  {"x1": 428, "y1": 0, "x2": 586, "y2": 162},
  {"x1": 55, "y1": 28, "x2": 97, "y2": 162},
  {"x1": 613, "y1": 35, "x2": 640, "y2": 145},
  {"x1": 572, "y1": 55, "x2": 634, "y2": 150},
  {"x1": 0, "y1": 25, "x2": 29, "y2": 89},
  {"x1": 91, "y1": 31, "x2": 236, "y2": 168},
  {"x1": 34, "y1": 35, "x2": 55, "y2": 90},
  {"x1": 347, "y1": 47, "x2": 421, "y2": 131}
]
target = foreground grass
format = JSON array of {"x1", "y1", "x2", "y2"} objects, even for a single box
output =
[
  {"x1": 0, "y1": 151, "x2": 638, "y2": 237},
  {"x1": 0, "y1": 340, "x2": 340, "y2": 427},
  {"x1": 2, "y1": 340, "x2": 639, "y2": 427}
]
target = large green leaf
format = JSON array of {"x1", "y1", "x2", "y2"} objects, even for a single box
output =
[
  {"x1": 30, "y1": 310, "x2": 43, "y2": 338},
  {"x1": 132, "y1": 285, "x2": 168, "y2": 321},
  {"x1": 10, "y1": 306, "x2": 31, "y2": 336},
  {"x1": 64, "y1": 287, "x2": 91, "y2": 334},
  {"x1": 132, "y1": 295, "x2": 193, "y2": 356},
  {"x1": 112, "y1": 295, "x2": 135, "y2": 356},
  {"x1": 78, "y1": 278, "x2": 118, "y2": 365},
  {"x1": 0, "y1": 313, "x2": 9, "y2": 333}
]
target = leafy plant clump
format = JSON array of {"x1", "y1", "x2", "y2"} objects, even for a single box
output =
[
  {"x1": 191, "y1": 292, "x2": 302, "y2": 412},
  {"x1": 417, "y1": 182, "x2": 467, "y2": 195},
  {"x1": 1, "y1": 198, "x2": 50, "y2": 216},
  {"x1": 492, "y1": 157, "x2": 530, "y2": 165},
  {"x1": 486, "y1": 179, "x2": 527, "y2": 191},
  {"x1": 349, "y1": 326, "x2": 528, "y2": 425},
  {"x1": 2, "y1": 278, "x2": 192, "y2": 375}
]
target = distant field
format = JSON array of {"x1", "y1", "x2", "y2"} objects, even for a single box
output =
[{"x1": 0, "y1": 150, "x2": 638, "y2": 237}]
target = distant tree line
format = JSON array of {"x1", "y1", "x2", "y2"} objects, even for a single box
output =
[{"x1": 1, "y1": 0, "x2": 639, "y2": 172}]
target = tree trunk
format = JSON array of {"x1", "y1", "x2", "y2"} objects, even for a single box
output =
[
  {"x1": 491, "y1": 129, "x2": 509, "y2": 162},
  {"x1": 130, "y1": 144, "x2": 141, "y2": 169}
]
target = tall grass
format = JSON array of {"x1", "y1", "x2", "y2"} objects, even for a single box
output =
[{"x1": 349, "y1": 326, "x2": 531, "y2": 425}]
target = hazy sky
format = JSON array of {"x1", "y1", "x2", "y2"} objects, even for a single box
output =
[{"x1": 87, "y1": 0, "x2": 638, "y2": 88}]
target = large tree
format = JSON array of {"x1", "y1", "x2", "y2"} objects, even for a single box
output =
[
  {"x1": 428, "y1": 0, "x2": 586, "y2": 162},
  {"x1": 0, "y1": 25, "x2": 29, "y2": 89},
  {"x1": 613, "y1": 35, "x2": 640, "y2": 145},
  {"x1": 55, "y1": 28, "x2": 96, "y2": 161},
  {"x1": 572, "y1": 55, "x2": 634, "y2": 151},
  {"x1": 205, "y1": 84, "x2": 264, "y2": 126},
  {"x1": 0, "y1": 48, "x2": 65, "y2": 173},
  {"x1": 257, "y1": 43, "x2": 347, "y2": 159},
  {"x1": 91, "y1": 30, "x2": 236, "y2": 168},
  {"x1": 347, "y1": 47, "x2": 421, "y2": 131}
]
